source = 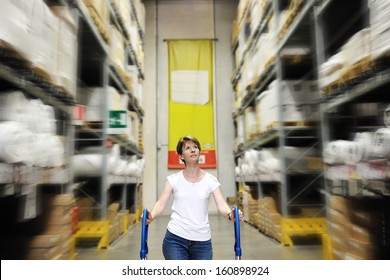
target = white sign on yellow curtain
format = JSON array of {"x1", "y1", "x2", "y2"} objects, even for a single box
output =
[{"x1": 168, "y1": 40, "x2": 216, "y2": 168}]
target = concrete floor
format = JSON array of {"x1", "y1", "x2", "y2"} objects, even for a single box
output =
[{"x1": 74, "y1": 215, "x2": 323, "y2": 260}]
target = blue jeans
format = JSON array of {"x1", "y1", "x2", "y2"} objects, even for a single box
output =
[{"x1": 162, "y1": 230, "x2": 212, "y2": 260}]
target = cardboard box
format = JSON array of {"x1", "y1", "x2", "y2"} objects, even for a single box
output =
[
  {"x1": 26, "y1": 246, "x2": 60, "y2": 260},
  {"x1": 328, "y1": 208, "x2": 351, "y2": 225},
  {"x1": 351, "y1": 210, "x2": 380, "y2": 228},
  {"x1": 47, "y1": 194, "x2": 74, "y2": 206},
  {"x1": 45, "y1": 212, "x2": 72, "y2": 225},
  {"x1": 42, "y1": 223, "x2": 72, "y2": 235},
  {"x1": 329, "y1": 221, "x2": 351, "y2": 240},
  {"x1": 351, "y1": 224, "x2": 376, "y2": 243},
  {"x1": 328, "y1": 195, "x2": 352, "y2": 214},
  {"x1": 348, "y1": 238, "x2": 376, "y2": 259},
  {"x1": 29, "y1": 235, "x2": 62, "y2": 248}
]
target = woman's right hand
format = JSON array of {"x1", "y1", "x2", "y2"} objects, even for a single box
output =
[{"x1": 141, "y1": 210, "x2": 153, "y2": 225}]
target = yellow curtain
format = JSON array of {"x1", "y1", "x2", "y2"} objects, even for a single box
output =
[{"x1": 168, "y1": 40, "x2": 216, "y2": 168}]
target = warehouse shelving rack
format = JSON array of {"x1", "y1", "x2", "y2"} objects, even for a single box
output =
[
  {"x1": 232, "y1": 0, "x2": 329, "y2": 251},
  {"x1": 0, "y1": 45, "x2": 75, "y2": 193},
  {"x1": 70, "y1": 0, "x2": 145, "y2": 248},
  {"x1": 233, "y1": 0, "x2": 390, "y2": 259},
  {"x1": 314, "y1": 0, "x2": 390, "y2": 259},
  {"x1": 272, "y1": 0, "x2": 325, "y2": 219},
  {"x1": 0, "y1": 0, "x2": 79, "y2": 259}
]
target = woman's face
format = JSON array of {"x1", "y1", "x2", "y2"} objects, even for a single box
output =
[{"x1": 181, "y1": 141, "x2": 200, "y2": 163}]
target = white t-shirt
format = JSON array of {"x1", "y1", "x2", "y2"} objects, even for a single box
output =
[{"x1": 166, "y1": 170, "x2": 220, "y2": 241}]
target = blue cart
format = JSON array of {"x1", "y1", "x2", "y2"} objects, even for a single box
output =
[
  {"x1": 139, "y1": 208, "x2": 149, "y2": 260},
  {"x1": 233, "y1": 206, "x2": 242, "y2": 260},
  {"x1": 139, "y1": 207, "x2": 242, "y2": 260}
]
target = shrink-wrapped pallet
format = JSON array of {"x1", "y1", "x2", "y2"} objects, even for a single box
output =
[
  {"x1": 369, "y1": 0, "x2": 390, "y2": 59},
  {"x1": 0, "y1": 122, "x2": 34, "y2": 165},
  {"x1": 0, "y1": 1, "x2": 34, "y2": 62},
  {"x1": 373, "y1": 128, "x2": 390, "y2": 158},
  {"x1": 109, "y1": 25, "x2": 125, "y2": 70},
  {"x1": 318, "y1": 52, "x2": 344, "y2": 91},
  {"x1": 51, "y1": 7, "x2": 78, "y2": 97},
  {"x1": 341, "y1": 28, "x2": 371, "y2": 67},
  {"x1": 78, "y1": 87, "x2": 122, "y2": 121},
  {"x1": 0, "y1": 91, "x2": 29, "y2": 123}
]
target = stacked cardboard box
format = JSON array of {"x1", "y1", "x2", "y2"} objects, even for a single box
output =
[
  {"x1": 107, "y1": 202, "x2": 128, "y2": 243},
  {"x1": 77, "y1": 197, "x2": 95, "y2": 221},
  {"x1": 107, "y1": 202, "x2": 121, "y2": 244},
  {"x1": 328, "y1": 195, "x2": 380, "y2": 259},
  {"x1": 128, "y1": 212, "x2": 137, "y2": 226},
  {"x1": 258, "y1": 196, "x2": 282, "y2": 242},
  {"x1": 27, "y1": 194, "x2": 74, "y2": 260},
  {"x1": 82, "y1": 0, "x2": 109, "y2": 36},
  {"x1": 242, "y1": 185, "x2": 259, "y2": 225}
]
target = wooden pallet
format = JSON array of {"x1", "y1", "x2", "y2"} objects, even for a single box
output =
[
  {"x1": 53, "y1": 84, "x2": 74, "y2": 101},
  {"x1": 1, "y1": 40, "x2": 75, "y2": 104},
  {"x1": 250, "y1": 222, "x2": 282, "y2": 244},
  {"x1": 110, "y1": 63, "x2": 136, "y2": 93},
  {"x1": 321, "y1": 58, "x2": 377, "y2": 97},
  {"x1": 340, "y1": 58, "x2": 373, "y2": 84},
  {"x1": 86, "y1": 6, "x2": 110, "y2": 43},
  {"x1": 320, "y1": 81, "x2": 341, "y2": 97},
  {"x1": 31, "y1": 66, "x2": 53, "y2": 84},
  {"x1": 293, "y1": 0, "x2": 307, "y2": 13},
  {"x1": 282, "y1": 54, "x2": 310, "y2": 64},
  {"x1": 277, "y1": 14, "x2": 294, "y2": 42},
  {"x1": 264, "y1": 56, "x2": 276, "y2": 70},
  {"x1": 267, "y1": 120, "x2": 318, "y2": 130},
  {"x1": 277, "y1": 0, "x2": 306, "y2": 42},
  {"x1": 248, "y1": 132, "x2": 262, "y2": 141},
  {"x1": 247, "y1": 57, "x2": 276, "y2": 92},
  {"x1": 0, "y1": 39, "x2": 32, "y2": 68},
  {"x1": 80, "y1": 121, "x2": 103, "y2": 130}
]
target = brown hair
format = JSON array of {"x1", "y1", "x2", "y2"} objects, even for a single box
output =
[{"x1": 176, "y1": 136, "x2": 201, "y2": 163}]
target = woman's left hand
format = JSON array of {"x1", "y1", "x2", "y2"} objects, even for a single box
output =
[
  {"x1": 229, "y1": 209, "x2": 244, "y2": 222},
  {"x1": 237, "y1": 209, "x2": 244, "y2": 221}
]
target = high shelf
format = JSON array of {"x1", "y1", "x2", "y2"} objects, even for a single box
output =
[
  {"x1": 0, "y1": 0, "x2": 77, "y2": 259},
  {"x1": 232, "y1": 0, "x2": 390, "y2": 259},
  {"x1": 0, "y1": 0, "x2": 145, "y2": 258},
  {"x1": 315, "y1": 0, "x2": 390, "y2": 260},
  {"x1": 71, "y1": 0, "x2": 145, "y2": 248},
  {"x1": 232, "y1": 0, "x2": 326, "y2": 248}
]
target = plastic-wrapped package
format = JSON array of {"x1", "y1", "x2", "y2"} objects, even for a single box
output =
[
  {"x1": 0, "y1": 121, "x2": 35, "y2": 165},
  {"x1": 384, "y1": 104, "x2": 390, "y2": 128},
  {"x1": 0, "y1": 91, "x2": 29, "y2": 122},
  {"x1": 373, "y1": 128, "x2": 390, "y2": 158}
]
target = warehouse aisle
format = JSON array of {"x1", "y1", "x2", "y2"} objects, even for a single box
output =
[{"x1": 74, "y1": 215, "x2": 323, "y2": 260}]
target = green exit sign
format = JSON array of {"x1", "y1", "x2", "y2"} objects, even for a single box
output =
[{"x1": 109, "y1": 110, "x2": 127, "y2": 128}]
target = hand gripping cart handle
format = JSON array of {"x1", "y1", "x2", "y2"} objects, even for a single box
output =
[
  {"x1": 140, "y1": 208, "x2": 149, "y2": 260},
  {"x1": 233, "y1": 206, "x2": 242, "y2": 260}
]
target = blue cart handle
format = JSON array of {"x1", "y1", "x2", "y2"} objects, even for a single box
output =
[
  {"x1": 140, "y1": 208, "x2": 149, "y2": 260},
  {"x1": 233, "y1": 206, "x2": 242, "y2": 260}
]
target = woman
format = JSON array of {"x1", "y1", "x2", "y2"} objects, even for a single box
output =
[{"x1": 145, "y1": 135, "x2": 244, "y2": 260}]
